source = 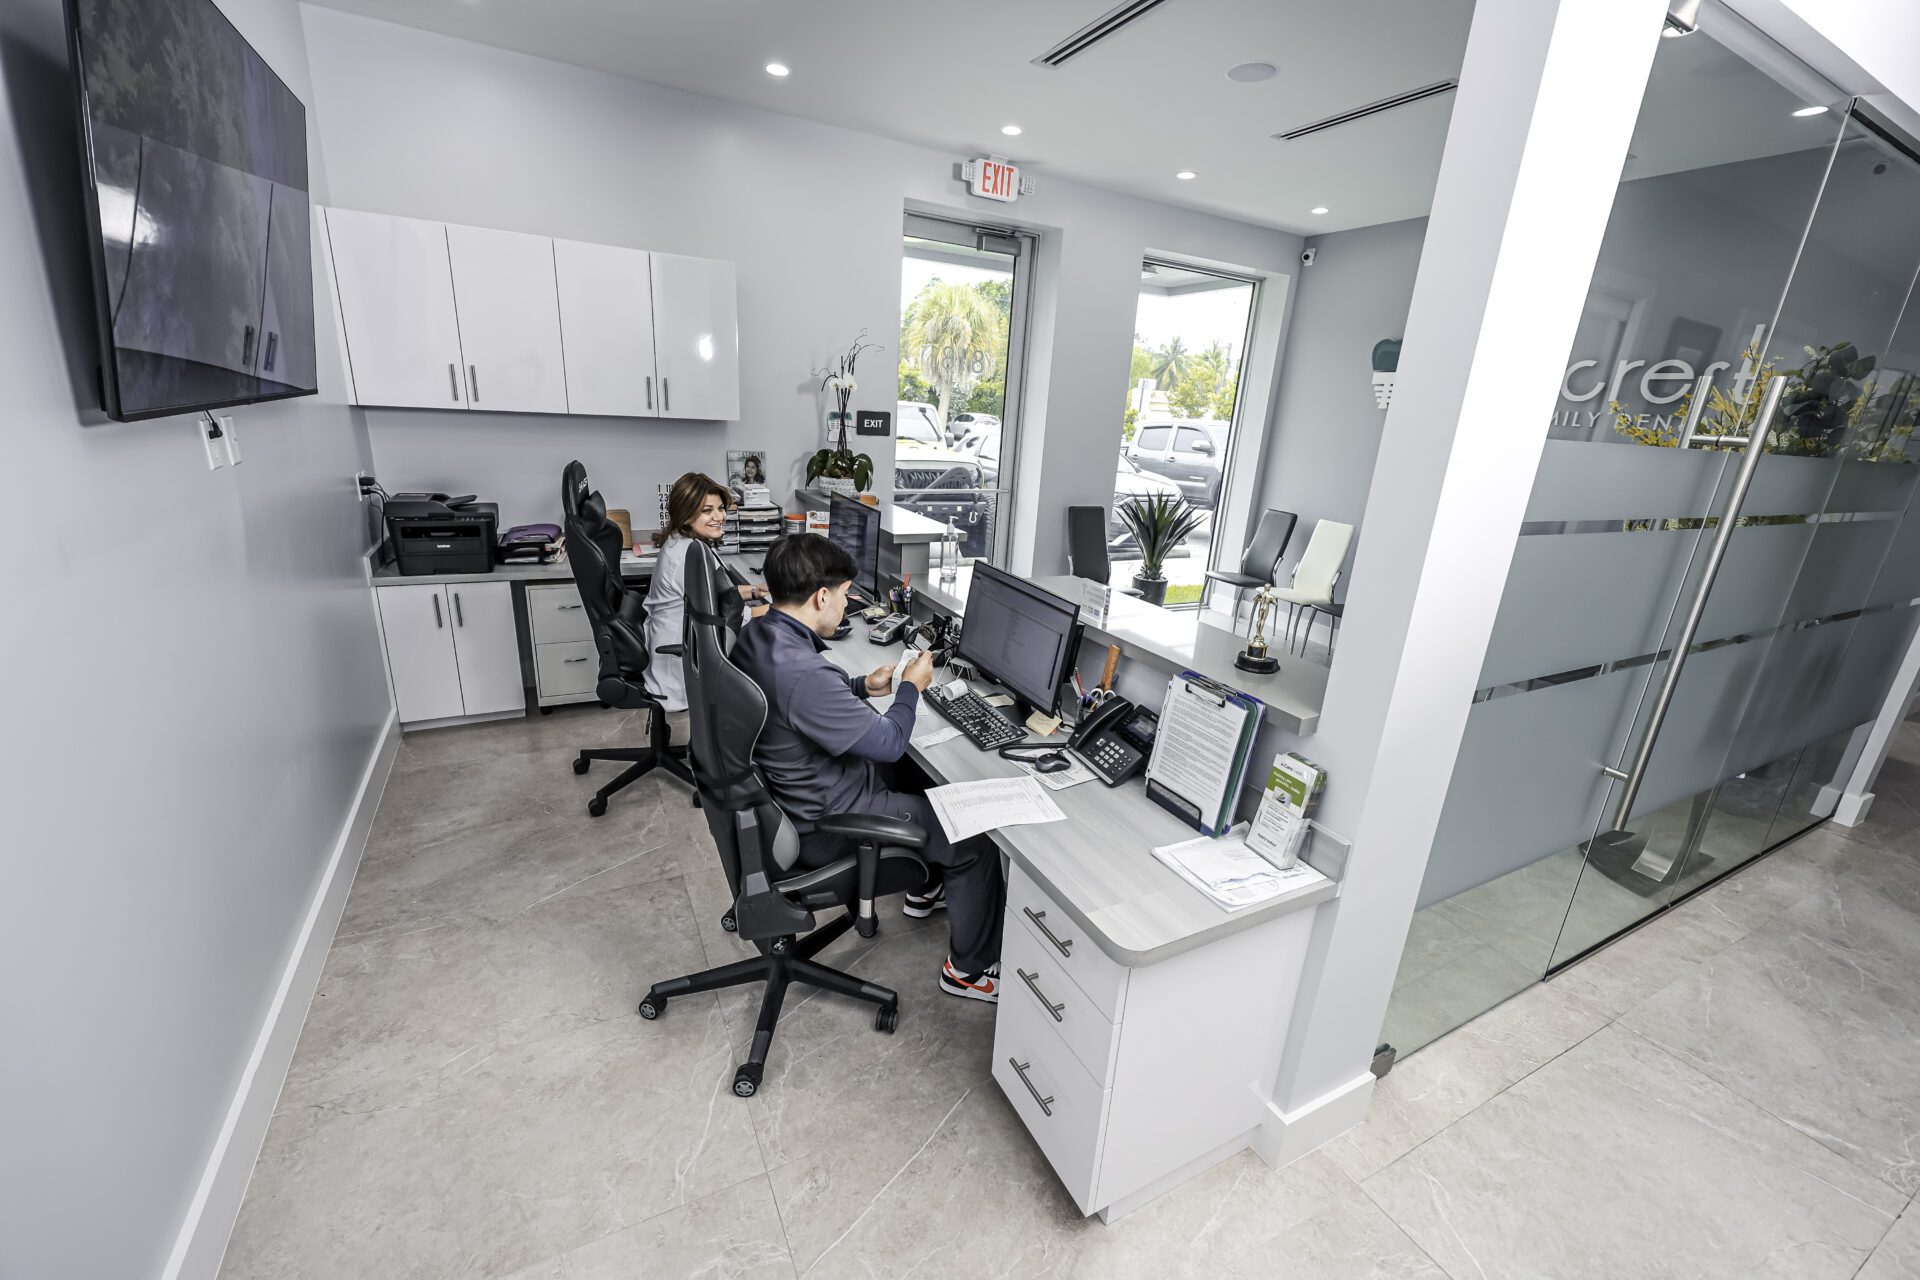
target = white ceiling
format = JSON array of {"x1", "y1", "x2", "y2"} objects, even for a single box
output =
[{"x1": 302, "y1": 0, "x2": 1476, "y2": 235}]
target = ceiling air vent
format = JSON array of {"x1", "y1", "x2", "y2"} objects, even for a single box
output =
[
  {"x1": 1032, "y1": 0, "x2": 1176, "y2": 68},
  {"x1": 1273, "y1": 79, "x2": 1459, "y2": 141}
]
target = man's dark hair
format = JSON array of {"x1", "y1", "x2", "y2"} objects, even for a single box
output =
[{"x1": 764, "y1": 532, "x2": 857, "y2": 605}]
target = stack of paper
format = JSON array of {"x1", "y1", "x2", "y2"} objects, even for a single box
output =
[
  {"x1": 1152, "y1": 828, "x2": 1327, "y2": 911},
  {"x1": 925, "y1": 776, "x2": 1066, "y2": 842}
]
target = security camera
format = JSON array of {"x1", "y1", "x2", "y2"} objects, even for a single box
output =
[{"x1": 1300, "y1": 247, "x2": 1318, "y2": 266}]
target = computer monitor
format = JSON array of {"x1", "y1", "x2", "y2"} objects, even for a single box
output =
[
  {"x1": 956, "y1": 563, "x2": 1082, "y2": 717},
  {"x1": 827, "y1": 494, "x2": 880, "y2": 602}
]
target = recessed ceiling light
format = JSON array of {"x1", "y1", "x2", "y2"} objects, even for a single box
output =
[
  {"x1": 1793, "y1": 104, "x2": 1829, "y2": 117},
  {"x1": 765, "y1": 62, "x2": 790, "y2": 77},
  {"x1": 1001, "y1": 124, "x2": 1022, "y2": 136},
  {"x1": 1226, "y1": 61, "x2": 1277, "y2": 83},
  {"x1": 1176, "y1": 170, "x2": 1196, "y2": 180},
  {"x1": 1311, "y1": 206, "x2": 1329, "y2": 215}
]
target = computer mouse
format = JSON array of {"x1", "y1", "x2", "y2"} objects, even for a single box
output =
[{"x1": 1034, "y1": 752, "x2": 1071, "y2": 774}]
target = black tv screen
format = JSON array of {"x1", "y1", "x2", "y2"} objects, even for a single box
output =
[{"x1": 66, "y1": 0, "x2": 316, "y2": 422}]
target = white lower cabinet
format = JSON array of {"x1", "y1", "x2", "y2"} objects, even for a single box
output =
[
  {"x1": 527, "y1": 583, "x2": 601, "y2": 707},
  {"x1": 377, "y1": 582, "x2": 525, "y2": 724}
]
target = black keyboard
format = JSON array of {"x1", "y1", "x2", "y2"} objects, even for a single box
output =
[{"x1": 924, "y1": 685, "x2": 1027, "y2": 751}]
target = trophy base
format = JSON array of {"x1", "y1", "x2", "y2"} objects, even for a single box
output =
[{"x1": 1234, "y1": 651, "x2": 1280, "y2": 674}]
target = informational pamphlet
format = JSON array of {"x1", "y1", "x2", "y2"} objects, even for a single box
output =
[{"x1": 1245, "y1": 752, "x2": 1327, "y2": 869}]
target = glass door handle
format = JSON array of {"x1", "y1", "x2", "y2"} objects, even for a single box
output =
[{"x1": 1605, "y1": 376, "x2": 1785, "y2": 831}]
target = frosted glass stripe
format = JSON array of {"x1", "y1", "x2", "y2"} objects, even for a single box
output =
[
  {"x1": 1742, "y1": 453, "x2": 1842, "y2": 518},
  {"x1": 1867, "y1": 516, "x2": 1920, "y2": 607},
  {"x1": 1525, "y1": 440, "x2": 1729, "y2": 523},
  {"x1": 1827, "y1": 460, "x2": 1920, "y2": 514},
  {"x1": 1779, "y1": 519, "x2": 1899, "y2": 625},
  {"x1": 1631, "y1": 640, "x2": 1766, "y2": 820}
]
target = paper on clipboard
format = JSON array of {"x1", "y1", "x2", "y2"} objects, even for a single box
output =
[{"x1": 1144, "y1": 674, "x2": 1261, "y2": 834}]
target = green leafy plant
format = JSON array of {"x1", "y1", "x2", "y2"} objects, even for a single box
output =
[
  {"x1": 1780, "y1": 341, "x2": 1874, "y2": 446},
  {"x1": 808, "y1": 333, "x2": 884, "y2": 492},
  {"x1": 1116, "y1": 492, "x2": 1206, "y2": 580}
]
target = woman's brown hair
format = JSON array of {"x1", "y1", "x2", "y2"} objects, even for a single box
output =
[{"x1": 651, "y1": 472, "x2": 735, "y2": 549}]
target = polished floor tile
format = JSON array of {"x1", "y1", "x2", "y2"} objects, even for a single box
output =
[{"x1": 1858, "y1": 1198, "x2": 1920, "y2": 1280}]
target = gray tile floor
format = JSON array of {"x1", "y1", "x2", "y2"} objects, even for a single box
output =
[{"x1": 223, "y1": 709, "x2": 1920, "y2": 1278}]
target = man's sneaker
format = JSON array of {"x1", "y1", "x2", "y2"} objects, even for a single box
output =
[
  {"x1": 940, "y1": 958, "x2": 999, "y2": 1004},
  {"x1": 902, "y1": 882, "x2": 947, "y2": 918}
]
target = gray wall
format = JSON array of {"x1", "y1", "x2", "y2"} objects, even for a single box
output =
[
  {"x1": 0, "y1": 0, "x2": 392, "y2": 1275},
  {"x1": 1255, "y1": 217, "x2": 1428, "y2": 580},
  {"x1": 296, "y1": 6, "x2": 1305, "y2": 571}
]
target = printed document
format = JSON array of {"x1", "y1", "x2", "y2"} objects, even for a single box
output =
[{"x1": 926, "y1": 776, "x2": 1066, "y2": 843}]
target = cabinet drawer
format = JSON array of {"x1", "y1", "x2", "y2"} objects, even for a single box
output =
[
  {"x1": 1008, "y1": 865, "x2": 1128, "y2": 1022},
  {"x1": 1003, "y1": 910, "x2": 1121, "y2": 1087},
  {"x1": 527, "y1": 584, "x2": 593, "y2": 644},
  {"x1": 535, "y1": 640, "x2": 599, "y2": 696},
  {"x1": 993, "y1": 980, "x2": 1109, "y2": 1215}
]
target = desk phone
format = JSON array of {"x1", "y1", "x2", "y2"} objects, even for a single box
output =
[{"x1": 1068, "y1": 697, "x2": 1159, "y2": 786}]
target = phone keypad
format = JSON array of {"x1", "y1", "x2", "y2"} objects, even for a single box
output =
[{"x1": 1081, "y1": 739, "x2": 1141, "y2": 785}]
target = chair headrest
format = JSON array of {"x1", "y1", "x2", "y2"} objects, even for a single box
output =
[{"x1": 561, "y1": 460, "x2": 590, "y2": 520}]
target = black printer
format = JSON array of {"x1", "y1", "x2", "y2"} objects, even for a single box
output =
[{"x1": 385, "y1": 493, "x2": 499, "y2": 576}]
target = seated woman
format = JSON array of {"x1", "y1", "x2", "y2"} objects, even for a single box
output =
[{"x1": 644, "y1": 472, "x2": 765, "y2": 738}]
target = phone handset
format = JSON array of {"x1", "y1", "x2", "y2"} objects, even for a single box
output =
[
  {"x1": 1069, "y1": 696, "x2": 1135, "y2": 750},
  {"x1": 1068, "y1": 696, "x2": 1156, "y2": 787}
]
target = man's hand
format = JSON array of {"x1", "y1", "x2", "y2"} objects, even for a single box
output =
[
  {"x1": 901, "y1": 651, "x2": 936, "y2": 692},
  {"x1": 863, "y1": 664, "x2": 895, "y2": 697}
]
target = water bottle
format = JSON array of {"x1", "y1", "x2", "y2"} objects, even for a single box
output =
[{"x1": 940, "y1": 517, "x2": 960, "y2": 583}]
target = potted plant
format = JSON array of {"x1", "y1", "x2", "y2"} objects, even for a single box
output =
[
  {"x1": 1116, "y1": 492, "x2": 1206, "y2": 606},
  {"x1": 808, "y1": 333, "x2": 885, "y2": 496}
]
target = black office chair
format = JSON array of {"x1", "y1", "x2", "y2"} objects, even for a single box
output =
[
  {"x1": 1067, "y1": 505, "x2": 1145, "y2": 597},
  {"x1": 1204, "y1": 508, "x2": 1297, "y2": 629},
  {"x1": 561, "y1": 460, "x2": 694, "y2": 816},
  {"x1": 637, "y1": 541, "x2": 931, "y2": 1097}
]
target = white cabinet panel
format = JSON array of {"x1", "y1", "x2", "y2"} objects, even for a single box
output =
[
  {"x1": 444, "y1": 224, "x2": 569, "y2": 414},
  {"x1": 554, "y1": 239, "x2": 657, "y2": 418},
  {"x1": 377, "y1": 585, "x2": 465, "y2": 723},
  {"x1": 325, "y1": 209, "x2": 466, "y2": 409},
  {"x1": 447, "y1": 582, "x2": 525, "y2": 716},
  {"x1": 650, "y1": 252, "x2": 739, "y2": 420}
]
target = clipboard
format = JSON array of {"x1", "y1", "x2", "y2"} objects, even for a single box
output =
[{"x1": 1143, "y1": 671, "x2": 1264, "y2": 836}]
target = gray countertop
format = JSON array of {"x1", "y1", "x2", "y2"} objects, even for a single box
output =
[{"x1": 817, "y1": 629, "x2": 1335, "y2": 967}]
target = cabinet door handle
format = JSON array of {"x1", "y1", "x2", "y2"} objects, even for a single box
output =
[
  {"x1": 449, "y1": 363, "x2": 459, "y2": 401},
  {"x1": 469, "y1": 364, "x2": 480, "y2": 402},
  {"x1": 663, "y1": 377, "x2": 669, "y2": 413},
  {"x1": 558, "y1": 603, "x2": 583, "y2": 611},
  {"x1": 432, "y1": 594, "x2": 443, "y2": 629},
  {"x1": 563, "y1": 656, "x2": 589, "y2": 663},
  {"x1": 453, "y1": 592, "x2": 464, "y2": 627},
  {"x1": 1021, "y1": 907, "x2": 1073, "y2": 957},
  {"x1": 1016, "y1": 969, "x2": 1064, "y2": 1022},
  {"x1": 646, "y1": 376, "x2": 653, "y2": 410},
  {"x1": 1008, "y1": 1059, "x2": 1054, "y2": 1116}
]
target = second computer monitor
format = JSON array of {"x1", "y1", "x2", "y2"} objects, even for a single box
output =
[
  {"x1": 956, "y1": 563, "x2": 1081, "y2": 717},
  {"x1": 827, "y1": 494, "x2": 880, "y2": 601}
]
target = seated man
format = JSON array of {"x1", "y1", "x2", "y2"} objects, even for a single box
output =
[{"x1": 732, "y1": 533, "x2": 1004, "y2": 1002}]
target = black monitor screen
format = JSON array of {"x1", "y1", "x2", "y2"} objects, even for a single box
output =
[
  {"x1": 957, "y1": 563, "x2": 1080, "y2": 715},
  {"x1": 828, "y1": 495, "x2": 880, "y2": 600},
  {"x1": 67, "y1": 0, "x2": 317, "y2": 422}
]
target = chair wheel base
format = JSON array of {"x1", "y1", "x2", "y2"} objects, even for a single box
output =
[
  {"x1": 637, "y1": 996, "x2": 664, "y2": 1019},
  {"x1": 587, "y1": 797, "x2": 608, "y2": 818},
  {"x1": 854, "y1": 913, "x2": 879, "y2": 939},
  {"x1": 733, "y1": 1064, "x2": 762, "y2": 1097},
  {"x1": 875, "y1": 1003, "x2": 898, "y2": 1034},
  {"x1": 572, "y1": 756, "x2": 590, "y2": 775},
  {"x1": 720, "y1": 911, "x2": 737, "y2": 933}
]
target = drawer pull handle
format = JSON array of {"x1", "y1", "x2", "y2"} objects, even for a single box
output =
[
  {"x1": 558, "y1": 604, "x2": 583, "y2": 611},
  {"x1": 1021, "y1": 907, "x2": 1073, "y2": 957},
  {"x1": 1008, "y1": 1058, "x2": 1053, "y2": 1116},
  {"x1": 564, "y1": 656, "x2": 590, "y2": 663},
  {"x1": 1016, "y1": 968, "x2": 1064, "y2": 1022}
]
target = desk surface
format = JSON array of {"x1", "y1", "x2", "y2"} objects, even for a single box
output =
[
  {"x1": 915, "y1": 567, "x2": 1329, "y2": 736},
  {"x1": 816, "y1": 627, "x2": 1335, "y2": 967}
]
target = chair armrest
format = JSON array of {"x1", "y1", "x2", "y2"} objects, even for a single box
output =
[{"x1": 812, "y1": 813, "x2": 928, "y2": 849}]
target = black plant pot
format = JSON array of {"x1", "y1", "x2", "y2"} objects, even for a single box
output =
[{"x1": 1132, "y1": 572, "x2": 1169, "y2": 606}]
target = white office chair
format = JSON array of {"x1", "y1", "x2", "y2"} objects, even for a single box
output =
[{"x1": 1269, "y1": 520, "x2": 1354, "y2": 654}]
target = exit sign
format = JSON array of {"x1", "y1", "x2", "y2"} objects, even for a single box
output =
[{"x1": 963, "y1": 156, "x2": 1033, "y2": 203}]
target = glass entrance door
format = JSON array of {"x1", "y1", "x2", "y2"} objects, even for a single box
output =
[{"x1": 1382, "y1": 9, "x2": 1920, "y2": 1056}]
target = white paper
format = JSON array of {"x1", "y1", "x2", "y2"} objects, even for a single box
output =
[
  {"x1": 1146, "y1": 679, "x2": 1256, "y2": 829},
  {"x1": 1021, "y1": 754, "x2": 1096, "y2": 790},
  {"x1": 912, "y1": 723, "x2": 963, "y2": 749},
  {"x1": 925, "y1": 776, "x2": 1067, "y2": 843},
  {"x1": 1081, "y1": 579, "x2": 1112, "y2": 627},
  {"x1": 1151, "y1": 829, "x2": 1326, "y2": 912}
]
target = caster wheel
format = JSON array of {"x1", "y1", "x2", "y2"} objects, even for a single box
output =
[
  {"x1": 637, "y1": 997, "x2": 663, "y2": 1020},
  {"x1": 720, "y1": 911, "x2": 737, "y2": 933},
  {"x1": 572, "y1": 756, "x2": 590, "y2": 775},
  {"x1": 587, "y1": 797, "x2": 608, "y2": 818},
  {"x1": 539, "y1": 706, "x2": 553, "y2": 716},
  {"x1": 855, "y1": 913, "x2": 879, "y2": 939},
  {"x1": 598, "y1": 701, "x2": 610, "y2": 709},
  {"x1": 874, "y1": 1004, "x2": 898, "y2": 1034},
  {"x1": 732, "y1": 1064, "x2": 762, "y2": 1098}
]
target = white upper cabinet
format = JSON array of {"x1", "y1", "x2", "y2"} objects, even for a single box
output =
[
  {"x1": 443, "y1": 224, "x2": 570, "y2": 415},
  {"x1": 553, "y1": 239, "x2": 657, "y2": 418},
  {"x1": 650, "y1": 252, "x2": 740, "y2": 421},
  {"x1": 324, "y1": 208, "x2": 467, "y2": 409}
]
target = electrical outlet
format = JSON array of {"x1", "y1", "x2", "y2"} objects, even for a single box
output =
[
  {"x1": 355, "y1": 470, "x2": 373, "y2": 502},
  {"x1": 200, "y1": 417, "x2": 226, "y2": 470},
  {"x1": 220, "y1": 415, "x2": 241, "y2": 465}
]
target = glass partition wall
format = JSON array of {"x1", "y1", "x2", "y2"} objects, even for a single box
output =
[{"x1": 1383, "y1": 9, "x2": 1920, "y2": 1056}]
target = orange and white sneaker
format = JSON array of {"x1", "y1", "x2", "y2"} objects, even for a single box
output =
[{"x1": 939, "y1": 958, "x2": 1000, "y2": 1004}]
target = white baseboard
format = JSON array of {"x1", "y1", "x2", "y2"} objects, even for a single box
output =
[
  {"x1": 1834, "y1": 789, "x2": 1875, "y2": 828},
  {"x1": 162, "y1": 714, "x2": 401, "y2": 1280},
  {"x1": 1251, "y1": 1070, "x2": 1376, "y2": 1168}
]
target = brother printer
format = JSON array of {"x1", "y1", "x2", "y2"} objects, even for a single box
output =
[{"x1": 385, "y1": 493, "x2": 499, "y2": 576}]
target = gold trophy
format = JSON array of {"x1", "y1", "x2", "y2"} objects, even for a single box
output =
[{"x1": 1235, "y1": 585, "x2": 1281, "y2": 674}]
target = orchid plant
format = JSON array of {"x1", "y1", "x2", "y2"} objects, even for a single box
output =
[{"x1": 808, "y1": 332, "x2": 885, "y2": 492}]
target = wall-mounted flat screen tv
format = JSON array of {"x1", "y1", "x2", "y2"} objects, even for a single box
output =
[{"x1": 65, "y1": 0, "x2": 316, "y2": 422}]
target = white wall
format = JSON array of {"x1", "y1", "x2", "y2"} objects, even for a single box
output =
[
  {"x1": 0, "y1": 0, "x2": 393, "y2": 1275},
  {"x1": 295, "y1": 5, "x2": 1305, "y2": 572},
  {"x1": 1254, "y1": 217, "x2": 1427, "y2": 577}
]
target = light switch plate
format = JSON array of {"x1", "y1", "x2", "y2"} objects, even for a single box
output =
[
  {"x1": 220, "y1": 416, "x2": 241, "y2": 465},
  {"x1": 201, "y1": 417, "x2": 225, "y2": 470}
]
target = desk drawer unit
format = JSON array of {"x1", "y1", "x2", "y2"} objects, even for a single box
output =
[
  {"x1": 1007, "y1": 865, "x2": 1128, "y2": 1021},
  {"x1": 1003, "y1": 909, "x2": 1121, "y2": 1086},
  {"x1": 527, "y1": 584, "x2": 598, "y2": 706},
  {"x1": 992, "y1": 978, "x2": 1109, "y2": 1215},
  {"x1": 534, "y1": 640, "x2": 600, "y2": 698},
  {"x1": 527, "y1": 584, "x2": 593, "y2": 644}
]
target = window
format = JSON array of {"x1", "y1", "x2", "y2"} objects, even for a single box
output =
[
  {"x1": 1136, "y1": 424, "x2": 1171, "y2": 452},
  {"x1": 896, "y1": 402, "x2": 943, "y2": 445},
  {"x1": 1175, "y1": 426, "x2": 1215, "y2": 454}
]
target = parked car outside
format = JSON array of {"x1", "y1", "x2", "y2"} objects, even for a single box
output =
[
  {"x1": 1125, "y1": 419, "x2": 1225, "y2": 508},
  {"x1": 948, "y1": 411, "x2": 1000, "y2": 445},
  {"x1": 896, "y1": 400, "x2": 944, "y2": 447},
  {"x1": 895, "y1": 438, "x2": 993, "y2": 558},
  {"x1": 959, "y1": 424, "x2": 1179, "y2": 548}
]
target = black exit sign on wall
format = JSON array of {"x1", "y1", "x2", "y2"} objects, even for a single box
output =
[{"x1": 856, "y1": 410, "x2": 891, "y2": 437}]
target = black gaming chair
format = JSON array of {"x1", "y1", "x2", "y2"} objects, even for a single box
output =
[
  {"x1": 560, "y1": 460, "x2": 694, "y2": 816},
  {"x1": 637, "y1": 540, "x2": 931, "y2": 1098}
]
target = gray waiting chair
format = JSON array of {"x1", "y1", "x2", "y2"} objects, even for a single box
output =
[
  {"x1": 1068, "y1": 506, "x2": 1145, "y2": 598},
  {"x1": 1204, "y1": 508, "x2": 1297, "y2": 628}
]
